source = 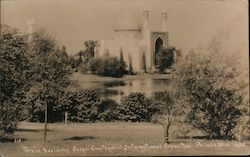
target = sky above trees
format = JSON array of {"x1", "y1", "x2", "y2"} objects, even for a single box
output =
[{"x1": 1, "y1": 0, "x2": 248, "y2": 55}]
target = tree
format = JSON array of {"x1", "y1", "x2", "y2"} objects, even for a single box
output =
[
  {"x1": 71, "y1": 41, "x2": 97, "y2": 70},
  {"x1": 153, "y1": 91, "x2": 173, "y2": 143},
  {"x1": 74, "y1": 51, "x2": 84, "y2": 68},
  {"x1": 157, "y1": 47, "x2": 174, "y2": 73},
  {"x1": 128, "y1": 62, "x2": 134, "y2": 75},
  {"x1": 0, "y1": 25, "x2": 30, "y2": 137},
  {"x1": 127, "y1": 53, "x2": 134, "y2": 75},
  {"x1": 29, "y1": 28, "x2": 57, "y2": 56},
  {"x1": 84, "y1": 40, "x2": 97, "y2": 58},
  {"x1": 142, "y1": 53, "x2": 147, "y2": 72},
  {"x1": 153, "y1": 89, "x2": 187, "y2": 143},
  {"x1": 174, "y1": 51, "x2": 243, "y2": 139},
  {"x1": 119, "y1": 49, "x2": 124, "y2": 63},
  {"x1": 27, "y1": 28, "x2": 72, "y2": 141},
  {"x1": 61, "y1": 45, "x2": 68, "y2": 58}
]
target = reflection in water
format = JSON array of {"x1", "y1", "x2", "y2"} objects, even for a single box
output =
[
  {"x1": 153, "y1": 78, "x2": 171, "y2": 84},
  {"x1": 103, "y1": 81, "x2": 126, "y2": 88},
  {"x1": 87, "y1": 78, "x2": 170, "y2": 102}
]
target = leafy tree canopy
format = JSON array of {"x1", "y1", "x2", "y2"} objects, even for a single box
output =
[{"x1": 0, "y1": 25, "x2": 30, "y2": 135}]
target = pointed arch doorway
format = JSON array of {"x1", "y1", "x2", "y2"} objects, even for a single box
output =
[{"x1": 155, "y1": 37, "x2": 163, "y2": 68}]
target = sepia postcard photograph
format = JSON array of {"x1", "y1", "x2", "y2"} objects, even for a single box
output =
[{"x1": 0, "y1": 0, "x2": 249, "y2": 156}]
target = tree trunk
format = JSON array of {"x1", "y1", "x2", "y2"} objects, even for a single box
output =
[
  {"x1": 65, "y1": 111, "x2": 68, "y2": 125},
  {"x1": 165, "y1": 110, "x2": 172, "y2": 144},
  {"x1": 165, "y1": 122, "x2": 171, "y2": 144},
  {"x1": 44, "y1": 103, "x2": 47, "y2": 142}
]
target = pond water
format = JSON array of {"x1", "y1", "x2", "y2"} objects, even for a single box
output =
[{"x1": 73, "y1": 73, "x2": 171, "y2": 102}]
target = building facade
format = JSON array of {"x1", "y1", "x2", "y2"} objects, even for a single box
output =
[{"x1": 95, "y1": 10, "x2": 170, "y2": 73}]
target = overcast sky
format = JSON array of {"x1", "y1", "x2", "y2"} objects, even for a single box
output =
[{"x1": 1, "y1": 0, "x2": 248, "y2": 55}]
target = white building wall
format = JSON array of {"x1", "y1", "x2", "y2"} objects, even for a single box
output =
[
  {"x1": 114, "y1": 31, "x2": 141, "y2": 40},
  {"x1": 96, "y1": 37, "x2": 146, "y2": 72},
  {"x1": 94, "y1": 10, "x2": 171, "y2": 73}
]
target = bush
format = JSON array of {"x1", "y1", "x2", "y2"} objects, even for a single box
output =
[
  {"x1": 233, "y1": 115, "x2": 250, "y2": 141},
  {"x1": 98, "y1": 98, "x2": 118, "y2": 121},
  {"x1": 79, "y1": 62, "x2": 90, "y2": 74},
  {"x1": 117, "y1": 93, "x2": 160, "y2": 122},
  {"x1": 70, "y1": 89, "x2": 101, "y2": 123},
  {"x1": 0, "y1": 102, "x2": 19, "y2": 137},
  {"x1": 89, "y1": 55, "x2": 127, "y2": 77},
  {"x1": 187, "y1": 85, "x2": 242, "y2": 139},
  {"x1": 156, "y1": 47, "x2": 175, "y2": 73},
  {"x1": 60, "y1": 90, "x2": 119, "y2": 122},
  {"x1": 88, "y1": 57, "x2": 103, "y2": 74},
  {"x1": 29, "y1": 88, "x2": 121, "y2": 123},
  {"x1": 28, "y1": 96, "x2": 63, "y2": 123}
]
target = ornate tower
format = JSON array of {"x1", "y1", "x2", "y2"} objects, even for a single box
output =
[
  {"x1": 143, "y1": 9, "x2": 149, "y2": 37},
  {"x1": 161, "y1": 11, "x2": 167, "y2": 32}
]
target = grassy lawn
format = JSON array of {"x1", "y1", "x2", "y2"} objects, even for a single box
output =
[{"x1": 0, "y1": 122, "x2": 249, "y2": 156}]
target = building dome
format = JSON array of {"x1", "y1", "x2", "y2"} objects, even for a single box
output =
[{"x1": 115, "y1": 12, "x2": 142, "y2": 31}]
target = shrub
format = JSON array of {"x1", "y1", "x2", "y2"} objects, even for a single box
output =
[
  {"x1": 60, "y1": 90, "x2": 120, "y2": 122},
  {"x1": 0, "y1": 102, "x2": 19, "y2": 137},
  {"x1": 117, "y1": 93, "x2": 160, "y2": 122},
  {"x1": 28, "y1": 99, "x2": 45, "y2": 122},
  {"x1": 89, "y1": 55, "x2": 127, "y2": 77},
  {"x1": 233, "y1": 115, "x2": 250, "y2": 141},
  {"x1": 157, "y1": 48, "x2": 175, "y2": 73},
  {"x1": 89, "y1": 57, "x2": 103, "y2": 74},
  {"x1": 78, "y1": 53, "x2": 127, "y2": 77},
  {"x1": 70, "y1": 89, "x2": 101, "y2": 123},
  {"x1": 27, "y1": 84, "x2": 65, "y2": 123},
  {"x1": 29, "y1": 88, "x2": 120, "y2": 123},
  {"x1": 187, "y1": 85, "x2": 242, "y2": 139},
  {"x1": 79, "y1": 62, "x2": 90, "y2": 74},
  {"x1": 98, "y1": 98, "x2": 118, "y2": 121}
]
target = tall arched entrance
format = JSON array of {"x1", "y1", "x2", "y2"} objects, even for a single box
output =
[{"x1": 155, "y1": 37, "x2": 163, "y2": 68}]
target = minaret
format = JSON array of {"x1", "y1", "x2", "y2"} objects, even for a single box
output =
[
  {"x1": 26, "y1": 19, "x2": 34, "y2": 43},
  {"x1": 143, "y1": 9, "x2": 149, "y2": 37},
  {"x1": 161, "y1": 11, "x2": 167, "y2": 32}
]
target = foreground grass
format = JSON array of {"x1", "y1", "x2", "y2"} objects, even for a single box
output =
[{"x1": 0, "y1": 122, "x2": 249, "y2": 156}]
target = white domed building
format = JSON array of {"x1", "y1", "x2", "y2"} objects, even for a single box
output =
[{"x1": 95, "y1": 10, "x2": 171, "y2": 73}]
